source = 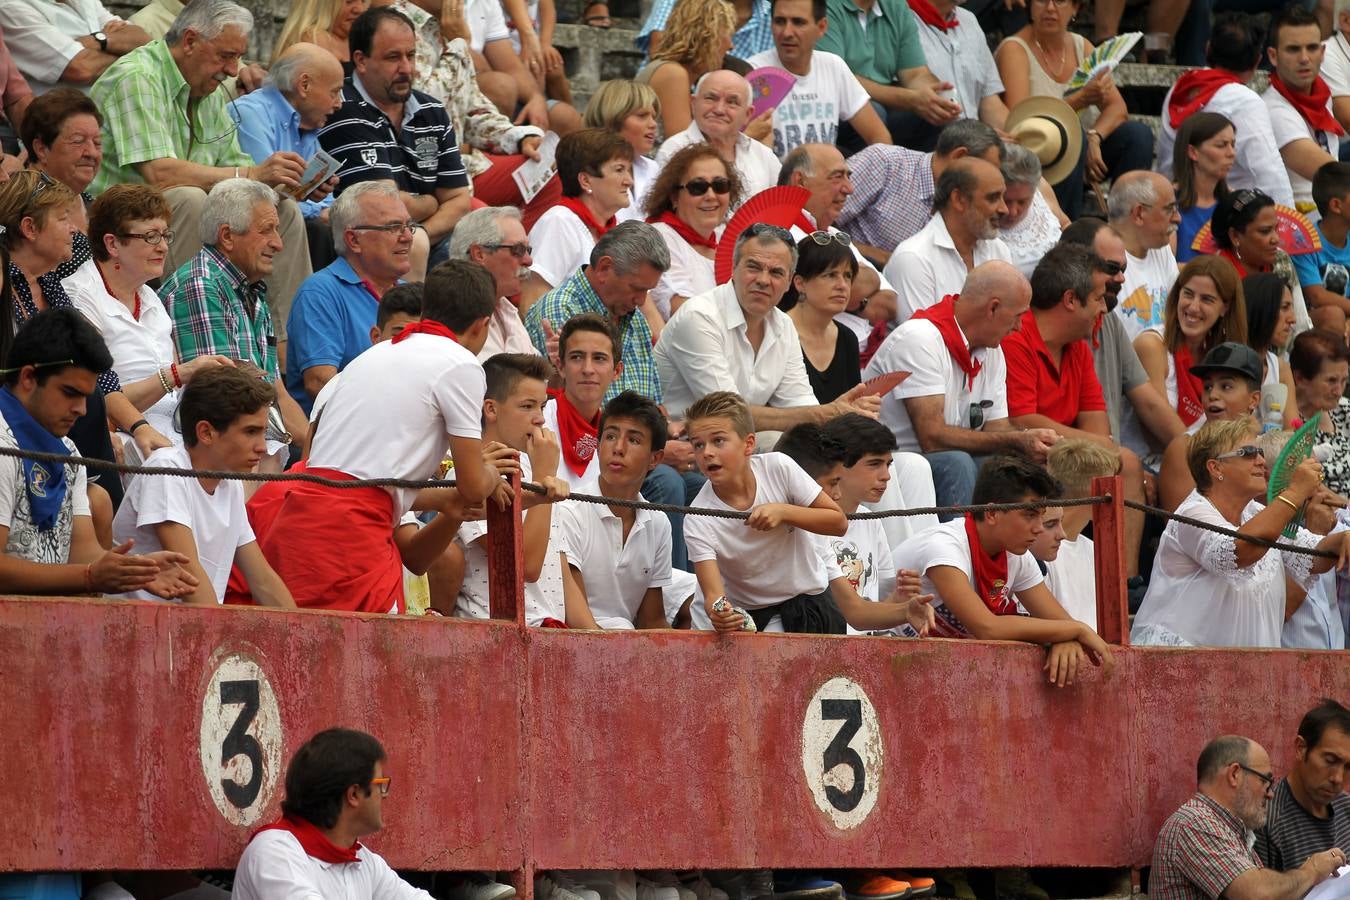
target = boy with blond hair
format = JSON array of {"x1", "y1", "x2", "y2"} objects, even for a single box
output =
[{"x1": 1036, "y1": 440, "x2": 1120, "y2": 631}]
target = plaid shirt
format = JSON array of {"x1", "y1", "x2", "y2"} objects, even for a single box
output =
[
  {"x1": 160, "y1": 246, "x2": 279, "y2": 381},
  {"x1": 523, "y1": 268, "x2": 661, "y2": 403},
  {"x1": 91, "y1": 39, "x2": 251, "y2": 193},
  {"x1": 1152, "y1": 793, "x2": 1262, "y2": 900},
  {"x1": 835, "y1": 145, "x2": 935, "y2": 254}
]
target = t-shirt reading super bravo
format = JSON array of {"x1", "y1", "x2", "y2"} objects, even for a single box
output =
[
  {"x1": 306, "y1": 333, "x2": 485, "y2": 518},
  {"x1": 745, "y1": 48, "x2": 871, "y2": 158},
  {"x1": 0, "y1": 417, "x2": 89, "y2": 565},
  {"x1": 684, "y1": 452, "x2": 831, "y2": 609},
  {"x1": 112, "y1": 445, "x2": 254, "y2": 602},
  {"x1": 892, "y1": 519, "x2": 1043, "y2": 637}
]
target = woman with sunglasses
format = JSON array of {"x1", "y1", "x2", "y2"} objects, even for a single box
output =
[
  {"x1": 62, "y1": 185, "x2": 234, "y2": 460},
  {"x1": 1173, "y1": 112, "x2": 1235, "y2": 263},
  {"x1": 1133, "y1": 416, "x2": 1350, "y2": 648},
  {"x1": 780, "y1": 232, "x2": 861, "y2": 404},
  {"x1": 1212, "y1": 188, "x2": 1314, "y2": 334},
  {"x1": 1291, "y1": 328, "x2": 1350, "y2": 497},
  {"x1": 642, "y1": 143, "x2": 740, "y2": 319},
  {"x1": 1243, "y1": 272, "x2": 1300, "y2": 427}
]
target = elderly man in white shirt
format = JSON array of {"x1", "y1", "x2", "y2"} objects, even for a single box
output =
[
  {"x1": 912, "y1": 0, "x2": 1009, "y2": 134},
  {"x1": 0, "y1": 0, "x2": 150, "y2": 94},
  {"x1": 655, "y1": 69, "x2": 782, "y2": 200},
  {"x1": 447, "y1": 206, "x2": 541, "y2": 360},
  {"x1": 885, "y1": 157, "x2": 1012, "y2": 322},
  {"x1": 655, "y1": 224, "x2": 880, "y2": 432}
]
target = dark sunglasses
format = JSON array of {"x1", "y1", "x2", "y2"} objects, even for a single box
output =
[
  {"x1": 678, "y1": 177, "x2": 732, "y2": 196},
  {"x1": 1100, "y1": 260, "x2": 1126, "y2": 277},
  {"x1": 483, "y1": 241, "x2": 532, "y2": 259}
]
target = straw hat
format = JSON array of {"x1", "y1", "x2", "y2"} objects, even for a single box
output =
[{"x1": 1005, "y1": 96, "x2": 1083, "y2": 186}]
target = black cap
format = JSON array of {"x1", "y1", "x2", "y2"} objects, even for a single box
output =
[{"x1": 1188, "y1": 342, "x2": 1263, "y2": 384}]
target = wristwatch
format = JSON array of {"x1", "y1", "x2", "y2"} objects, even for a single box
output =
[{"x1": 93, "y1": 31, "x2": 108, "y2": 52}]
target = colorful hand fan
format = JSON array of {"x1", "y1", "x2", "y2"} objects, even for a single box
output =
[
  {"x1": 745, "y1": 67, "x2": 797, "y2": 122},
  {"x1": 713, "y1": 185, "x2": 812, "y2": 284},
  {"x1": 1191, "y1": 205, "x2": 1323, "y2": 256},
  {"x1": 1066, "y1": 32, "x2": 1143, "y2": 90},
  {"x1": 1266, "y1": 416, "x2": 1324, "y2": 537}
]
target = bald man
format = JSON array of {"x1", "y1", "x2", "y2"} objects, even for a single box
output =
[
  {"x1": 863, "y1": 260, "x2": 1060, "y2": 511},
  {"x1": 656, "y1": 70, "x2": 782, "y2": 198},
  {"x1": 885, "y1": 157, "x2": 1013, "y2": 321}
]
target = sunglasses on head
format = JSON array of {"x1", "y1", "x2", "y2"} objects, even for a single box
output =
[
  {"x1": 678, "y1": 177, "x2": 732, "y2": 196},
  {"x1": 807, "y1": 230, "x2": 852, "y2": 248},
  {"x1": 1214, "y1": 445, "x2": 1265, "y2": 461}
]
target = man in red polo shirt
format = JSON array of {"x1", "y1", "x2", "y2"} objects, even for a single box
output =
[{"x1": 1002, "y1": 242, "x2": 1149, "y2": 583}]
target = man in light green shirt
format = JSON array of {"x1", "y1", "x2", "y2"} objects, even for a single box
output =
[{"x1": 128, "y1": 0, "x2": 266, "y2": 94}]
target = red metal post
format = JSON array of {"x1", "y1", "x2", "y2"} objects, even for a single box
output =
[
  {"x1": 487, "y1": 470, "x2": 525, "y2": 625},
  {"x1": 1091, "y1": 474, "x2": 1129, "y2": 645}
]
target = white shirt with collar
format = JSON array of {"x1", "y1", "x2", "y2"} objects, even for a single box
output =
[
  {"x1": 654, "y1": 281, "x2": 818, "y2": 419},
  {"x1": 885, "y1": 212, "x2": 1012, "y2": 321},
  {"x1": 1263, "y1": 85, "x2": 1341, "y2": 216},
  {"x1": 556, "y1": 492, "x2": 674, "y2": 628},
  {"x1": 655, "y1": 120, "x2": 784, "y2": 199},
  {"x1": 232, "y1": 829, "x2": 434, "y2": 900},
  {"x1": 914, "y1": 7, "x2": 1004, "y2": 121},
  {"x1": 477, "y1": 296, "x2": 538, "y2": 361},
  {"x1": 0, "y1": 0, "x2": 118, "y2": 94}
]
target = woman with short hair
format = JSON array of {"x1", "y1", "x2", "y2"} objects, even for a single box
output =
[{"x1": 997, "y1": 143, "x2": 1064, "y2": 278}]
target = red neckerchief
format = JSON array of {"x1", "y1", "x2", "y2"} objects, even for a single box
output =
[
  {"x1": 907, "y1": 0, "x2": 958, "y2": 30},
  {"x1": 1173, "y1": 344, "x2": 1205, "y2": 426},
  {"x1": 97, "y1": 261, "x2": 140, "y2": 321},
  {"x1": 391, "y1": 320, "x2": 458, "y2": 344},
  {"x1": 548, "y1": 389, "x2": 599, "y2": 477},
  {"x1": 1270, "y1": 73, "x2": 1346, "y2": 136},
  {"x1": 359, "y1": 278, "x2": 382, "y2": 303},
  {"x1": 964, "y1": 513, "x2": 1016, "y2": 615},
  {"x1": 558, "y1": 197, "x2": 616, "y2": 238},
  {"x1": 1217, "y1": 248, "x2": 1256, "y2": 278},
  {"x1": 255, "y1": 814, "x2": 362, "y2": 865},
  {"x1": 1167, "y1": 69, "x2": 1244, "y2": 128},
  {"x1": 911, "y1": 295, "x2": 980, "y2": 388},
  {"x1": 648, "y1": 210, "x2": 718, "y2": 250}
]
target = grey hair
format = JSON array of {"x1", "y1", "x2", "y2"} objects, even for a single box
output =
[
  {"x1": 330, "y1": 181, "x2": 403, "y2": 251},
  {"x1": 1001, "y1": 142, "x2": 1043, "y2": 188},
  {"x1": 447, "y1": 206, "x2": 521, "y2": 260},
  {"x1": 1029, "y1": 242, "x2": 1101, "y2": 310},
  {"x1": 166, "y1": 0, "x2": 254, "y2": 45},
  {"x1": 935, "y1": 119, "x2": 1005, "y2": 163},
  {"x1": 200, "y1": 178, "x2": 277, "y2": 246},
  {"x1": 1196, "y1": 735, "x2": 1254, "y2": 786},
  {"x1": 1107, "y1": 173, "x2": 1160, "y2": 222},
  {"x1": 590, "y1": 220, "x2": 670, "y2": 274},
  {"x1": 777, "y1": 145, "x2": 816, "y2": 186},
  {"x1": 732, "y1": 225, "x2": 799, "y2": 269},
  {"x1": 692, "y1": 70, "x2": 752, "y2": 106},
  {"x1": 266, "y1": 47, "x2": 309, "y2": 94}
]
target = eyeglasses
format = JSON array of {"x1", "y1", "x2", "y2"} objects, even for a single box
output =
[
  {"x1": 1142, "y1": 202, "x2": 1180, "y2": 216},
  {"x1": 1237, "y1": 764, "x2": 1275, "y2": 792},
  {"x1": 678, "y1": 177, "x2": 732, "y2": 196},
  {"x1": 969, "y1": 399, "x2": 994, "y2": 429},
  {"x1": 1100, "y1": 260, "x2": 1126, "y2": 277},
  {"x1": 483, "y1": 241, "x2": 532, "y2": 259},
  {"x1": 351, "y1": 221, "x2": 424, "y2": 236},
  {"x1": 807, "y1": 230, "x2": 851, "y2": 247},
  {"x1": 119, "y1": 229, "x2": 175, "y2": 246},
  {"x1": 369, "y1": 776, "x2": 392, "y2": 796},
  {"x1": 1214, "y1": 445, "x2": 1265, "y2": 461},
  {"x1": 745, "y1": 223, "x2": 793, "y2": 241}
]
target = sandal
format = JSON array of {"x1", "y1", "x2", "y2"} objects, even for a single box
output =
[{"x1": 581, "y1": 1, "x2": 612, "y2": 27}]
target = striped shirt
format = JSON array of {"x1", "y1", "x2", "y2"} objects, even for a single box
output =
[
  {"x1": 317, "y1": 75, "x2": 469, "y2": 198},
  {"x1": 1151, "y1": 793, "x2": 1262, "y2": 900},
  {"x1": 90, "y1": 39, "x2": 251, "y2": 194},
  {"x1": 160, "y1": 246, "x2": 279, "y2": 382},
  {"x1": 1256, "y1": 778, "x2": 1350, "y2": 870}
]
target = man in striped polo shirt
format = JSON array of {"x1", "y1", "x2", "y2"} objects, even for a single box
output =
[
  {"x1": 1257, "y1": 700, "x2": 1350, "y2": 871},
  {"x1": 319, "y1": 6, "x2": 471, "y2": 265}
]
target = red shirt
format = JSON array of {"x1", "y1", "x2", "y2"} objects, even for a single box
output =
[{"x1": 1001, "y1": 311, "x2": 1106, "y2": 426}]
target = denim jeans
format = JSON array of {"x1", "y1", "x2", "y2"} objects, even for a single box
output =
[
  {"x1": 924, "y1": 450, "x2": 980, "y2": 518},
  {"x1": 642, "y1": 463, "x2": 699, "y2": 572}
]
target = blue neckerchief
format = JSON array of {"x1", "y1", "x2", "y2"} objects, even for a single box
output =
[{"x1": 0, "y1": 387, "x2": 70, "y2": 532}]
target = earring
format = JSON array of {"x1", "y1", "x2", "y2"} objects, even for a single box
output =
[
  {"x1": 1216, "y1": 473, "x2": 1224, "y2": 481},
  {"x1": 113, "y1": 261, "x2": 120, "y2": 270}
]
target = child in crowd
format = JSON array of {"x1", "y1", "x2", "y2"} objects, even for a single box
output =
[
  {"x1": 893, "y1": 456, "x2": 1115, "y2": 685},
  {"x1": 454, "y1": 354, "x2": 570, "y2": 626},
  {"x1": 310, "y1": 283, "x2": 425, "y2": 426},
  {"x1": 558, "y1": 391, "x2": 673, "y2": 629},
  {"x1": 1034, "y1": 440, "x2": 1120, "y2": 631},
  {"x1": 114, "y1": 367, "x2": 294, "y2": 607},
  {"x1": 544, "y1": 313, "x2": 621, "y2": 489}
]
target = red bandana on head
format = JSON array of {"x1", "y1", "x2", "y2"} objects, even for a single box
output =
[
  {"x1": 1269, "y1": 73, "x2": 1346, "y2": 136},
  {"x1": 256, "y1": 815, "x2": 362, "y2": 865},
  {"x1": 1173, "y1": 345, "x2": 1205, "y2": 426},
  {"x1": 907, "y1": 0, "x2": 958, "y2": 30},
  {"x1": 549, "y1": 389, "x2": 600, "y2": 477},
  {"x1": 391, "y1": 320, "x2": 458, "y2": 344},
  {"x1": 912, "y1": 295, "x2": 981, "y2": 388},
  {"x1": 1167, "y1": 69, "x2": 1244, "y2": 128},
  {"x1": 648, "y1": 211, "x2": 719, "y2": 250},
  {"x1": 964, "y1": 513, "x2": 1016, "y2": 616},
  {"x1": 558, "y1": 197, "x2": 616, "y2": 238}
]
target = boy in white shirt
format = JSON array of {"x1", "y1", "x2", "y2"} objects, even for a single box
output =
[
  {"x1": 454, "y1": 353, "x2": 570, "y2": 625},
  {"x1": 893, "y1": 456, "x2": 1115, "y2": 686},
  {"x1": 558, "y1": 390, "x2": 673, "y2": 629},
  {"x1": 113, "y1": 366, "x2": 295, "y2": 607},
  {"x1": 543, "y1": 313, "x2": 619, "y2": 489}
]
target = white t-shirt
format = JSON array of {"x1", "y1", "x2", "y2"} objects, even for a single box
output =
[
  {"x1": 454, "y1": 454, "x2": 567, "y2": 626},
  {"x1": 863, "y1": 317, "x2": 1008, "y2": 452},
  {"x1": 684, "y1": 452, "x2": 836, "y2": 608},
  {"x1": 892, "y1": 518, "x2": 1044, "y2": 637},
  {"x1": 306, "y1": 333, "x2": 485, "y2": 518},
  {"x1": 1113, "y1": 245, "x2": 1179, "y2": 340},
  {"x1": 0, "y1": 420, "x2": 89, "y2": 565},
  {"x1": 885, "y1": 213, "x2": 1012, "y2": 321},
  {"x1": 828, "y1": 515, "x2": 898, "y2": 635},
  {"x1": 232, "y1": 829, "x2": 434, "y2": 900},
  {"x1": 1264, "y1": 85, "x2": 1341, "y2": 217},
  {"x1": 745, "y1": 48, "x2": 870, "y2": 157},
  {"x1": 527, "y1": 205, "x2": 596, "y2": 289},
  {"x1": 463, "y1": 0, "x2": 509, "y2": 52},
  {"x1": 1322, "y1": 33, "x2": 1350, "y2": 98},
  {"x1": 111, "y1": 446, "x2": 254, "y2": 603},
  {"x1": 1044, "y1": 533, "x2": 1096, "y2": 632},
  {"x1": 541, "y1": 397, "x2": 600, "y2": 489},
  {"x1": 556, "y1": 494, "x2": 674, "y2": 627},
  {"x1": 650, "y1": 221, "x2": 718, "y2": 320}
]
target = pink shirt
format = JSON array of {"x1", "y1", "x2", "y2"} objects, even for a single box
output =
[{"x1": 0, "y1": 25, "x2": 33, "y2": 122}]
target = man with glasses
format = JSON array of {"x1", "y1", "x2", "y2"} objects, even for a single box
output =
[
  {"x1": 1151, "y1": 735, "x2": 1346, "y2": 900},
  {"x1": 234, "y1": 727, "x2": 456, "y2": 900},
  {"x1": 284, "y1": 182, "x2": 416, "y2": 415},
  {"x1": 1106, "y1": 171, "x2": 1182, "y2": 339},
  {"x1": 1257, "y1": 700, "x2": 1350, "y2": 870},
  {"x1": 448, "y1": 206, "x2": 540, "y2": 360}
]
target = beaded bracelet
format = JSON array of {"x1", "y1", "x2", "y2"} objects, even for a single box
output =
[{"x1": 157, "y1": 367, "x2": 172, "y2": 394}]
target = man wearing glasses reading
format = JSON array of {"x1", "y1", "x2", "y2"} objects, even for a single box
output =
[
  {"x1": 1151, "y1": 735, "x2": 1346, "y2": 900},
  {"x1": 235, "y1": 727, "x2": 445, "y2": 900}
]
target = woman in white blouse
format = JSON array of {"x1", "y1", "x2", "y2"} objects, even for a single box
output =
[
  {"x1": 997, "y1": 143, "x2": 1066, "y2": 279},
  {"x1": 641, "y1": 142, "x2": 740, "y2": 319},
  {"x1": 1132, "y1": 417, "x2": 1350, "y2": 648},
  {"x1": 63, "y1": 185, "x2": 232, "y2": 456}
]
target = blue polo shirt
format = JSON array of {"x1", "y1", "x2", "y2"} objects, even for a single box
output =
[
  {"x1": 284, "y1": 257, "x2": 383, "y2": 413},
  {"x1": 228, "y1": 85, "x2": 333, "y2": 220}
]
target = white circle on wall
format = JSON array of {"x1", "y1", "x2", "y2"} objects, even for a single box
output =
[
  {"x1": 198, "y1": 651, "x2": 283, "y2": 827},
  {"x1": 800, "y1": 676, "x2": 883, "y2": 830}
]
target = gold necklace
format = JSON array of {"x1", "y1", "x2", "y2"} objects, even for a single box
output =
[{"x1": 1033, "y1": 32, "x2": 1067, "y2": 74}]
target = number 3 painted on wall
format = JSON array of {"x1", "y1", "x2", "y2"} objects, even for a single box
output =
[
  {"x1": 219, "y1": 680, "x2": 264, "y2": 809},
  {"x1": 801, "y1": 677, "x2": 882, "y2": 830},
  {"x1": 820, "y1": 698, "x2": 866, "y2": 812},
  {"x1": 199, "y1": 651, "x2": 283, "y2": 827}
]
